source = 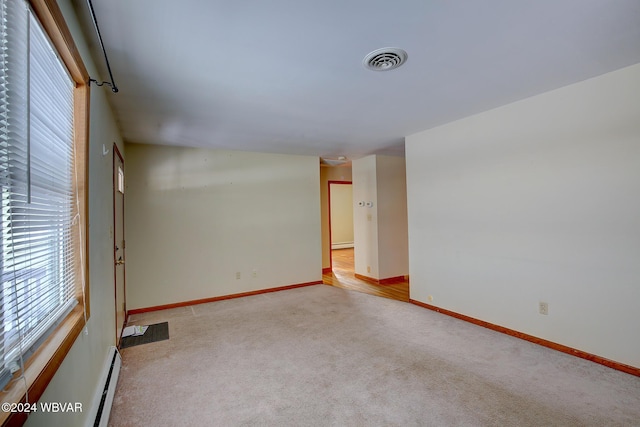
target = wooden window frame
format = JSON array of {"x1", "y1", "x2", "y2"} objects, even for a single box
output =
[{"x1": 1, "y1": 0, "x2": 90, "y2": 425}]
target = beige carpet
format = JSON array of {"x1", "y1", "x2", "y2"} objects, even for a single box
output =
[{"x1": 110, "y1": 285, "x2": 640, "y2": 426}]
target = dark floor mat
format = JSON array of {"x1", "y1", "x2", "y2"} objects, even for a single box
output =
[{"x1": 120, "y1": 322, "x2": 169, "y2": 349}]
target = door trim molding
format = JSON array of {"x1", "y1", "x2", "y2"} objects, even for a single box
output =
[{"x1": 112, "y1": 143, "x2": 126, "y2": 346}]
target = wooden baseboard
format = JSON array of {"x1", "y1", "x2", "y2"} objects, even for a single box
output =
[
  {"x1": 354, "y1": 273, "x2": 406, "y2": 285},
  {"x1": 128, "y1": 281, "x2": 323, "y2": 315},
  {"x1": 379, "y1": 275, "x2": 407, "y2": 285},
  {"x1": 409, "y1": 299, "x2": 640, "y2": 377},
  {"x1": 354, "y1": 273, "x2": 376, "y2": 284},
  {"x1": 322, "y1": 267, "x2": 332, "y2": 274}
]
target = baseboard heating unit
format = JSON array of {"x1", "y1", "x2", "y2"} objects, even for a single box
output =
[
  {"x1": 331, "y1": 242, "x2": 354, "y2": 250},
  {"x1": 88, "y1": 346, "x2": 121, "y2": 427}
]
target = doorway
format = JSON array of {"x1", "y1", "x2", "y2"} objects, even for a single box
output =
[
  {"x1": 325, "y1": 179, "x2": 409, "y2": 302},
  {"x1": 328, "y1": 181, "x2": 354, "y2": 273},
  {"x1": 113, "y1": 144, "x2": 126, "y2": 346}
]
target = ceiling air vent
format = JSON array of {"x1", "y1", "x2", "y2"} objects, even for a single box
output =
[
  {"x1": 363, "y1": 48, "x2": 408, "y2": 71},
  {"x1": 320, "y1": 156, "x2": 349, "y2": 167}
]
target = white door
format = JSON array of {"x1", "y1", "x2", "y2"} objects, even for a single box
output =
[{"x1": 113, "y1": 145, "x2": 126, "y2": 345}]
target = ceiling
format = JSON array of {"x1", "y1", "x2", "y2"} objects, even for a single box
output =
[{"x1": 72, "y1": 0, "x2": 640, "y2": 160}]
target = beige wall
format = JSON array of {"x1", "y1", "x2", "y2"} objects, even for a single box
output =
[
  {"x1": 125, "y1": 144, "x2": 322, "y2": 309},
  {"x1": 329, "y1": 184, "x2": 354, "y2": 247},
  {"x1": 406, "y1": 63, "x2": 640, "y2": 368},
  {"x1": 376, "y1": 156, "x2": 409, "y2": 279},
  {"x1": 26, "y1": 1, "x2": 124, "y2": 426},
  {"x1": 353, "y1": 156, "x2": 379, "y2": 278},
  {"x1": 320, "y1": 166, "x2": 352, "y2": 269}
]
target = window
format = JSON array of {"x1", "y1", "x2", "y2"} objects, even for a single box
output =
[
  {"x1": 0, "y1": 0, "x2": 89, "y2": 423},
  {"x1": 117, "y1": 166, "x2": 124, "y2": 194}
]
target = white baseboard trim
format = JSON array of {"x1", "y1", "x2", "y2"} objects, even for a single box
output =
[{"x1": 331, "y1": 242, "x2": 354, "y2": 250}]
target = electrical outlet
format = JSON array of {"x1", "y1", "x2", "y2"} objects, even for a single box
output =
[
  {"x1": 539, "y1": 302, "x2": 549, "y2": 315},
  {"x1": 428, "y1": 295, "x2": 433, "y2": 302},
  {"x1": 367, "y1": 266, "x2": 371, "y2": 273},
  {"x1": 236, "y1": 272, "x2": 241, "y2": 280}
]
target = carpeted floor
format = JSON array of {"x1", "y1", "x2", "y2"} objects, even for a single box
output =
[{"x1": 110, "y1": 285, "x2": 640, "y2": 426}]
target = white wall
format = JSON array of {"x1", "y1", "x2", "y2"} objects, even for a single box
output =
[
  {"x1": 353, "y1": 156, "x2": 379, "y2": 278},
  {"x1": 352, "y1": 155, "x2": 409, "y2": 280},
  {"x1": 406, "y1": 63, "x2": 640, "y2": 368},
  {"x1": 125, "y1": 144, "x2": 322, "y2": 309},
  {"x1": 376, "y1": 156, "x2": 409, "y2": 280},
  {"x1": 25, "y1": 1, "x2": 124, "y2": 426},
  {"x1": 330, "y1": 183, "x2": 354, "y2": 247}
]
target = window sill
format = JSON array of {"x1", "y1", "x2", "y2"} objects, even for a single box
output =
[{"x1": 0, "y1": 306, "x2": 86, "y2": 427}]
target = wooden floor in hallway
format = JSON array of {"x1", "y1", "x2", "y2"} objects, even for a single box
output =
[{"x1": 323, "y1": 248, "x2": 409, "y2": 302}]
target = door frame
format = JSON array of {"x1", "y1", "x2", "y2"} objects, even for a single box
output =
[
  {"x1": 113, "y1": 143, "x2": 126, "y2": 345},
  {"x1": 327, "y1": 180, "x2": 352, "y2": 270}
]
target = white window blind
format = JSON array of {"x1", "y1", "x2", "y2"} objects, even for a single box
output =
[{"x1": 1, "y1": 0, "x2": 78, "y2": 389}]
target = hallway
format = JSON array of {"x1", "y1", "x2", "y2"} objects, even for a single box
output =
[{"x1": 323, "y1": 248, "x2": 409, "y2": 302}]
